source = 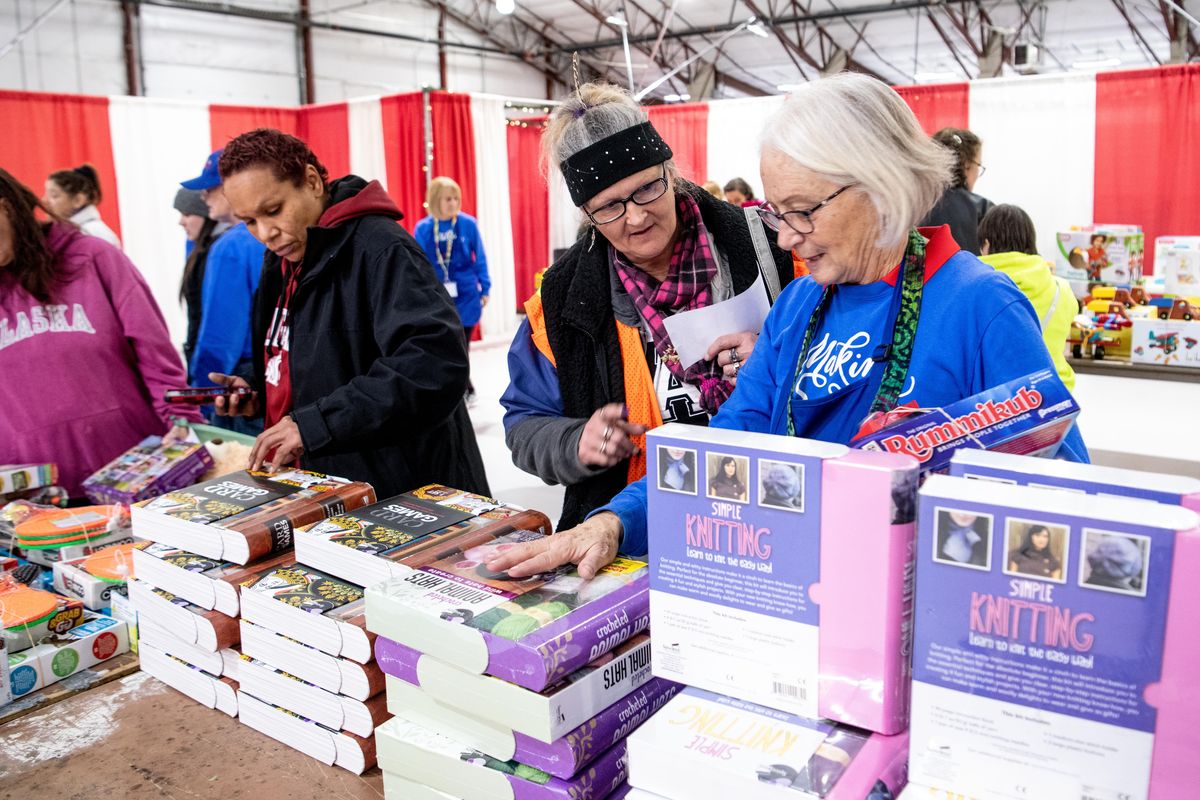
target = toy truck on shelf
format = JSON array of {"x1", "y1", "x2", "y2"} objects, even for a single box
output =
[
  {"x1": 1149, "y1": 297, "x2": 1200, "y2": 321},
  {"x1": 1068, "y1": 303, "x2": 1133, "y2": 360}
]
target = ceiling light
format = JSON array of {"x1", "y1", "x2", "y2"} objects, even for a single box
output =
[
  {"x1": 605, "y1": 14, "x2": 627, "y2": 26},
  {"x1": 663, "y1": 93, "x2": 691, "y2": 102},
  {"x1": 1071, "y1": 57, "x2": 1121, "y2": 69},
  {"x1": 495, "y1": 0, "x2": 515, "y2": 14},
  {"x1": 746, "y1": 20, "x2": 770, "y2": 38},
  {"x1": 776, "y1": 83, "x2": 804, "y2": 92}
]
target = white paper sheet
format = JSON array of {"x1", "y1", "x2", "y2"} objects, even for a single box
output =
[{"x1": 662, "y1": 274, "x2": 771, "y2": 369}]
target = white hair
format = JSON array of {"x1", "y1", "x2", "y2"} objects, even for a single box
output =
[{"x1": 760, "y1": 72, "x2": 953, "y2": 246}]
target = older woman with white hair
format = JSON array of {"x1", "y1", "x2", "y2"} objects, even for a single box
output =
[{"x1": 488, "y1": 73, "x2": 1088, "y2": 579}]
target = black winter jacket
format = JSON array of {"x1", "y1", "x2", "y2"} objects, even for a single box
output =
[
  {"x1": 538, "y1": 183, "x2": 794, "y2": 529},
  {"x1": 251, "y1": 175, "x2": 489, "y2": 499}
]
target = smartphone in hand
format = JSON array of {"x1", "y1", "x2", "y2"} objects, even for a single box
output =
[{"x1": 164, "y1": 386, "x2": 253, "y2": 405}]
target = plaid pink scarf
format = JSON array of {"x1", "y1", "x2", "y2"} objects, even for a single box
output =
[{"x1": 611, "y1": 194, "x2": 734, "y2": 414}]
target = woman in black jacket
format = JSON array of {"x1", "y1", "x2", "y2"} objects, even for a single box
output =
[{"x1": 209, "y1": 128, "x2": 488, "y2": 498}]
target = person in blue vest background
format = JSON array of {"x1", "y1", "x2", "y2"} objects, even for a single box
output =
[
  {"x1": 414, "y1": 176, "x2": 491, "y2": 405},
  {"x1": 181, "y1": 148, "x2": 266, "y2": 435}
]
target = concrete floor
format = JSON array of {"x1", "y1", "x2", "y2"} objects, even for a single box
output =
[{"x1": 0, "y1": 340, "x2": 565, "y2": 797}]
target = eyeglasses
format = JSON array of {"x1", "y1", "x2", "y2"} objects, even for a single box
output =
[
  {"x1": 585, "y1": 165, "x2": 669, "y2": 225},
  {"x1": 757, "y1": 185, "x2": 853, "y2": 237},
  {"x1": 972, "y1": 161, "x2": 987, "y2": 177}
]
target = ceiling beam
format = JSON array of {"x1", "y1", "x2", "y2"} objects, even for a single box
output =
[
  {"x1": 1112, "y1": 0, "x2": 1164, "y2": 64},
  {"x1": 924, "y1": 10, "x2": 975, "y2": 77}
]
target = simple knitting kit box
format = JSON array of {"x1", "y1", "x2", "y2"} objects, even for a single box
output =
[
  {"x1": 909, "y1": 475, "x2": 1200, "y2": 800},
  {"x1": 647, "y1": 424, "x2": 919, "y2": 734},
  {"x1": 852, "y1": 369, "x2": 1079, "y2": 473}
]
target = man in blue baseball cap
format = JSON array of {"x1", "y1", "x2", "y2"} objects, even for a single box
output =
[{"x1": 182, "y1": 148, "x2": 266, "y2": 435}]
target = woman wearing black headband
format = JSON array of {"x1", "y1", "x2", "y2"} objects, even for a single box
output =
[
  {"x1": 490, "y1": 74, "x2": 1087, "y2": 580},
  {"x1": 43, "y1": 164, "x2": 121, "y2": 249},
  {"x1": 500, "y1": 82, "x2": 794, "y2": 537}
]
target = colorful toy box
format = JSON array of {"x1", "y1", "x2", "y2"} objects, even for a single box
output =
[
  {"x1": 908, "y1": 475, "x2": 1200, "y2": 800},
  {"x1": 6, "y1": 613, "x2": 129, "y2": 700},
  {"x1": 1154, "y1": 236, "x2": 1200, "y2": 297},
  {"x1": 852, "y1": 369, "x2": 1079, "y2": 473},
  {"x1": 52, "y1": 541, "x2": 143, "y2": 610},
  {"x1": 1055, "y1": 225, "x2": 1145, "y2": 294},
  {"x1": 82, "y1": 435, "x2": 214, "y2": 505},
  {"x1": 1130, "y1": 319, "x2": 1200, "y2": 368},
  {"x1": 647, "y1": 424, "x2": 920, "y2": 734},
  {"x1": 0, "y1": 464, "x2": 57, "y2": 496}
]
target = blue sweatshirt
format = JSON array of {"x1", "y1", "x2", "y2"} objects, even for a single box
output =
[
  {"x1": 413, "y1": 213, "x2": 492, "y2": 327},
  {"x1": 189, "y1": 222, "x2": 264, "y2": 386},
  {"x1": 602, "y1": 226, "x2": 1089, "y2": 556}
]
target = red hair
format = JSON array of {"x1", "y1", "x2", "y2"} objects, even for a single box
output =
[{"x1": 218, "y1": 128, "x2": 329, "y2": 187}]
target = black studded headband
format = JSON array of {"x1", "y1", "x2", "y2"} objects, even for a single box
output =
[{"x1": 560, "y1": 121, "x2": 673, "y2": 207}]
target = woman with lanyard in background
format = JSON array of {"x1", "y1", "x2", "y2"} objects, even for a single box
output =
[
  {"x1": 487, "y1": 73, "x2": 1089, "y2": 579},
  {"x1": 414, "y1": 177, "x2": 491, "y2": 406}
]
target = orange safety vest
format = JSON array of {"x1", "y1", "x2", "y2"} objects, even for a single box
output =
[{"x1": 524, "y1": 293, "x2": 663, "y2": 483}]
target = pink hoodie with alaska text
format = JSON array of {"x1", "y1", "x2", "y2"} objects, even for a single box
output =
[{"x1": 0, "y1": 222, "x2": 203, "y2": 496}]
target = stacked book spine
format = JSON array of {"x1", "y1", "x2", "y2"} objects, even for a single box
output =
[
  {"x1": 364, "y1": 522, "x2": 663, "y2": 800},
  {"x1": 129, "y1": 468, "x2": 375, "y2": 730}
]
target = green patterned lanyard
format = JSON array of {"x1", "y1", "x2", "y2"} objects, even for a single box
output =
[{"x1": 785, "y1": 229, "x2": 927, "y2": 437}]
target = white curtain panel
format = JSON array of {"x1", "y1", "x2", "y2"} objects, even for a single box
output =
[
  {"x1": 108, "y1": 96, "x2": 213, "y2": 352},
  {"x1": 705, "y1": 95, "x2": 786, "y2": 200},
  {"x1": 968, "y1": 72, "x2": 1097, "y2": 264},
  {"x1": 469, "y1": 94, "x2": 519, "y2": 342},
  {"x1": 347, "y1": 95, "x2": 388, "y2": 189}
]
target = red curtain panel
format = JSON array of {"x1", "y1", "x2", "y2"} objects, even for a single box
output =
[
  {"x1": 646, "y1": 103, "x2": 709, "y2": 185},
  {"x1": 0, "y1": 90, "x2": 122, "y2": 240},
  {"x1": 507, "y1": 120, "x2": 550, "y2": 311},
  {"x1": 430, "y1": 92, "x2": 478, "y2": 218},
  {"x1": 380, "y1": 93, "x2": 426, "y2": 232},
  {"x1": 209, "y1": 105, "x2": 301, "y2": 150},
  {"x1": 298, "y1": 102, "x2": 351, "y2": 181},
  {"x1": 1094, "y1": 64, "x2": 1200, "y2": 274},
  {"x1": 894, "y1": 82, "x2": 970, "y2": 135}
]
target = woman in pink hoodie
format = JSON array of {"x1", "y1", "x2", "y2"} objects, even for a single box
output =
[{"x1": 0, "y1": 169, "x2": 202, "y2": 497}]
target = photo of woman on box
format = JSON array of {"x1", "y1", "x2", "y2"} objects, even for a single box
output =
[
  {"x1": 487, "y1": 73, "x2": 1088, "y2": 579},
  {"x1": 208, "y1": 128, "x2": 489, "y2": 499},
  {"x1": 500, "y1": 82, "x2": 795, "y2": 532},
  {"x1": 0, "y1": 169, "x2": 202, "y2": 497},
  {"x1": 1007, "y1": 523, "x2": 1063, "y2": 580},
  {"x1": 707, "y1": 455, "x2": 747, "y2": 501}
]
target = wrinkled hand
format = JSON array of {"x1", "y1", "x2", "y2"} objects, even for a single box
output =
[
  {"x1": 249, "y1": 415, "x2": 304, "y2": 473},
  {"x1": 705, "y1": 330, "x2": 759, "y2": 385},
  {"x1": 208, "y1": 372, "x2": 260, "y2": 417},
  {"x1": 484, "y1": 512, "x2": 623, "y2": 579},
  {"x1": 162, "y1": 424, "x2": 191, "y2": 445},
  {"x1": 578, "y1": 403, "x2": 647, "y2": 469}
]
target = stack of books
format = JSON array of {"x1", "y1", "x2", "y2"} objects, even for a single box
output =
[
  {"x1": 233, "y1": 484, "x2": 539, "y2": 774},
  {"x1": 366, "y1": 521, "x2": 660, "y2": 799},
  {"x1": 626, "y1": 424, "x2": 920, "y2": 798},
  {"x1": 82, "y1": 435, "x2": 214, "y2": 505},
  {"x1": 130, "y1": 468, "x2": 375, "y2": 721},
  {"x1": 905, "y1": 453, "x2": 1200, "y2": 800}
]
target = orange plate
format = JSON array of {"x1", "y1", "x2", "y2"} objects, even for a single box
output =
[
  {"x1": 14, "y1": 506, "x2": 118, "y2": 540},
  {"x1": 81, "y1": 542, "x2": 142, "y2": 582},
  {"x1": 0, "y1": 587, "x2": 58, "y2": 629}
]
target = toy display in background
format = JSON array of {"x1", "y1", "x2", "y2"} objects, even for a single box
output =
[
  {"x1": 82, "y1": 434, "x2": 214, "y2": 506},
  {"x1": 1055, "y1": 226, "x2": 1145, "y2": 296},
  {"x1": 1155, "y1": 236, "x2": 1200, "y2": 297},
  {"x1": 1131, "y1": 319, "x2": 1200, "y2": 369},
  {"x1": 1068, "y1": 304, "x2": 1133, "y2": 360}
]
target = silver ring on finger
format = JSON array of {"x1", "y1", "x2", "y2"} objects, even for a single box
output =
[
  {"x1": 602, "y1": 424, "x2": 613, "y2": 443},
  {"x1": 599, "y1": 439, "x2": 609, "y2": 455},
  {"x1": 729, "y1": 347, "x2": 740, "y2": 364}
]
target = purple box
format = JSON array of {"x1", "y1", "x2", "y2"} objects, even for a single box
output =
[
  {"x1": 853, "y1": 369, "x2": 1079, "y2": 473},
  {"x1": 365, "y1": 531, "x2": 650, "y2": 692},
  {"x1": 82, "y1": 436, "x2": 213, "y2": 505}
]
